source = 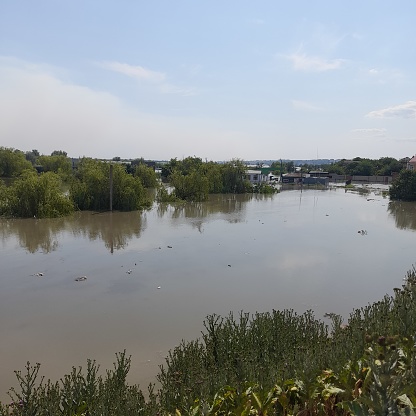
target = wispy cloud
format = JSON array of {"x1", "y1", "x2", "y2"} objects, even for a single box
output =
[
  {"x1": 99, "y1": 60, "x2": 196, "y2": 96},
  {"x1": 366, "y1": 101, "x2": 416, "y2": 119},
  {"x1": 291, "y1": 100, "x2": 324, "y2": 111},
  {"x1": 99, "y1": 61, "x2": 166, "y2": 83},
  {"x1": 285, "y1": 52, "x2": 345, "y2": 72}
]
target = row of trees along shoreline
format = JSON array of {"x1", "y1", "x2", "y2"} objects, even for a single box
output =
[{"x1": 1, "y1": 147, "x2": 416, "y2": 218}]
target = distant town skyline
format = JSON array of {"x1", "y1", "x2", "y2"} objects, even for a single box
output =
[{"x1": 1, "y1": 1, "x2": 415, "y2": 161}]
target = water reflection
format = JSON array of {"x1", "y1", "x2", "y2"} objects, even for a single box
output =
[
  {"x1": 388, "y1": 201, "x2": 416, "y2": 231},
  {"x1": 157, "y1": 193, "x2": 273, "y2": 231},
  {"x1": 0, "y1": 211, "x2": 147, "y2": 254},
  {"x1": 0, "y1": 217, "x2": 65, "y2": 253},
  {"x1": 70, "y1": 211, "x2": 146, "y2": 252}
]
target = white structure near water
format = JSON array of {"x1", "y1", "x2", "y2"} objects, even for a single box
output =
[{"x1": 245, "y1": 170, "x2": 269, "y2": 184}]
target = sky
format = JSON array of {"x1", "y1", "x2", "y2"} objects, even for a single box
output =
[{"x1": 1, "y1": 1, "x2": 415, "y2": 161}]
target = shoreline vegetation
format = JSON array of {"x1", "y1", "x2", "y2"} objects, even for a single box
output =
[
  {"x1": 2, "y1": 267, "x2": 416, "y2": 415},
  {"x1": 2, "y1": 148, "x2": 416, "y2": 219},
  {"x1": 0, "y1": 152, "x2": 279, "y2": 219}
]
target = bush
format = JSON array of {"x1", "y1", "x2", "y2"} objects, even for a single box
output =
[
  {"x1": 134, "y1": 164, "x2": 158, "y2": 188},
  {"x1": 70, "y1": 159, "x2": 152, "y2": 211},
  {"x1": 0, "y1": 147, "x2": 34, "y2": 178},
  {"x1": 390, "y1": 169, "x2": 416, "y2": 201},
  {"x1": 0, "y1": 170, "x2": 74, "y2": 218}
]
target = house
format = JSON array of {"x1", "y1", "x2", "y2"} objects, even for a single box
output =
[
  {"x1": 245, "y1": 169, "x2": 268, "y2": 184},
  {"x1": 407, "y1": 156, "x2": 416, "y2": 171},
  {"x1": 281, "y1": 173, "x2": 303, "y2": 183}
]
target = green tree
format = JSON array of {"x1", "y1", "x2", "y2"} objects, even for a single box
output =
[
  {"x1": 51, "y1": 150, "x2": 68, "y2": 157},
  {"x1": 0, "y1": 147, "x2": 34, "y2": 177},
  {"x1": 37, "y1": 154, "x2": 72, "y2": 179},
  {"x1": 70, "y1": 159, "x2": 151, "y2": 211},
  {"x1": 25, "y1": 149, "x2": 40, "y2": 165},
  {"x1": 170, "y1": 169, "x2": 210, "y2": 201},
  {"x1": 0, "y1": 170, "x2": 74, "y2": 218},
  {"x1": 285, "y1": 161, "x2": 295, "y2": 173},
  {"x1": 134, "y1": 163, "x2": 158, "y2": 188},
  {"x1": 220, "y1": 159, "x2": 249, "y2": 193},
  {"x1": 389, "y1": 169, "x2": 416, "y2": 201}
]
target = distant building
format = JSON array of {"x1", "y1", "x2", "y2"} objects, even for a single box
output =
[
  {"x1": 407, "y1": 156, "x2": 416, "y2": 171},
  {"x1": 245, "y1": 169, "x2": 268, "y2": 184}
]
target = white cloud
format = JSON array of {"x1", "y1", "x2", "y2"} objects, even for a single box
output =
[
  {"x1": 99, "y1": 61, "x2": 166, "y2": 83},
  {"x1": 99, "y1": 60, "x2": 196, "y2": 96},
  {"x1": 366, "y1": 101, "x2": 416, "y2": 119},
  {"x1": 291, "y1": 100, "x2": 324, "y2": 111},
  {"x1": 286, "y1": 52, "x2": 345, "y2": 72},
  {"x1": 0, "y1": 58, "x2": 250, "y2": 160}
]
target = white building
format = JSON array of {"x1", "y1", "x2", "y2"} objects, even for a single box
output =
[{"x1": 245, "y1": 170, "x2": 268, "y2": 184}]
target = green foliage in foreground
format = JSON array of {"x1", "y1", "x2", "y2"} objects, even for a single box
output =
[
  {"x1": 0, "y1": 170, "x2": 74, "y2": 218},
  {"x1": 2, "y1": 268, "x2": 416, "y2": 415},
  {"x1": 390, "y1": 169, "x2": 416, "y2": 201}
]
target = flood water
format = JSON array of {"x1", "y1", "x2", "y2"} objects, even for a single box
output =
[{"x1": 1, "y1": 186, "x2": 416, "y2": 399}]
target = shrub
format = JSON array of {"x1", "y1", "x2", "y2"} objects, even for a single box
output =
[
  {"x1": 390, "y1": 169, "x2": 416, "y2": 201},
  {"x1": 70, "y1": 159, "x2": 151, "y2": 211},
  {"x1": 0, "y1": 170, "x2": 74, "y2": 218}
]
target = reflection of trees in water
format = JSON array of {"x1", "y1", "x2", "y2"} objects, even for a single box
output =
[
  {"x1": 70, "y1": 211, "x2": 146, "y2": 252},
  {"x1": 0, "y1": 211, "x2": 147, "y2": 254},
  {"x1": 157, "y1": 194, "x2": 275, "y2": 231},
  {"x1": 388, "y1": 201, "x2": 416, "y2": 231},
  {"x1": 0, "y1": 217, "x2": 66, "y2": 253}
]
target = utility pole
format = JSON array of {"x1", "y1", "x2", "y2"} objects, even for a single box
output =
[{"x1": 109, "y1": 164, "x2": 113, "y2": 211}]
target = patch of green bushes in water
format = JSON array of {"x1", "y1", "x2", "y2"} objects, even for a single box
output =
[{"x1": 2, "y1": 268, "x2": 416, "y2": 415}]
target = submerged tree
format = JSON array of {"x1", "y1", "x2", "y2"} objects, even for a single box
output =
[
  {"x1": 134, "y1": 163, "x2": 158, "y2": 188},
  {"x1": 70, "y1": 158, "x2": 151, "y2": 211},
  {"x1": 0, "y1": 170, "x2": 74, "y2": 218},
  {"x1": 159, "y1": 157, "x2": 251, "y2": 201},
  {"x1": 389, "y1": 169, "x2": 416, "y2": 201}
]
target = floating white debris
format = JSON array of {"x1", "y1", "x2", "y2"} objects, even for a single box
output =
[
  {"x1": 75, "y1": 276, "x2": 87, "y2": 282},
  {"x1": 157, "y1": 286, "x2": 161, "y2": 289}
]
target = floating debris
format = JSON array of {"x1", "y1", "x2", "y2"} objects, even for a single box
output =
[
  {"x1": 357, "y1": 229, "x2": 368, "y2": 235},
  {"x1": 126, "y1": 269, "x2": 132, "y2": 274},
  {"x1": 167, "y1": 245, "x2": 172, "y2": 248},
  {"x1": 228, "y1": 264, "x2": 231, "y2": 267},
  {"x1": 75, "y1": 276, "x2": 87, "y2": 282},
  {"x1": 36, "y1": 272, "x2": 44, "y2": 277},
  {"x1": 157, "y1": 286, "x2": 161, "y2": 289}
]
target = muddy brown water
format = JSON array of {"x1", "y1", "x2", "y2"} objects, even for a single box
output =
[{"x1": 1, "y1": 186, "x2": 416, "y2": 401}]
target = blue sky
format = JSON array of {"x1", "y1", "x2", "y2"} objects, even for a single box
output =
[{"x1": 1, "y1": 1, "x2": 415, "y2": 161}]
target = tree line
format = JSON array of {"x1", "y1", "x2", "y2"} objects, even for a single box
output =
[
  {"x1": 0, "y1": 149, "x2": 277, "y2": 218},
  {"x1": 1, "y1": 148, "x2": 415, "y2": 217},
  {"x1": 0, "y1": 147, "x2": 157, "y2": 218}
]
